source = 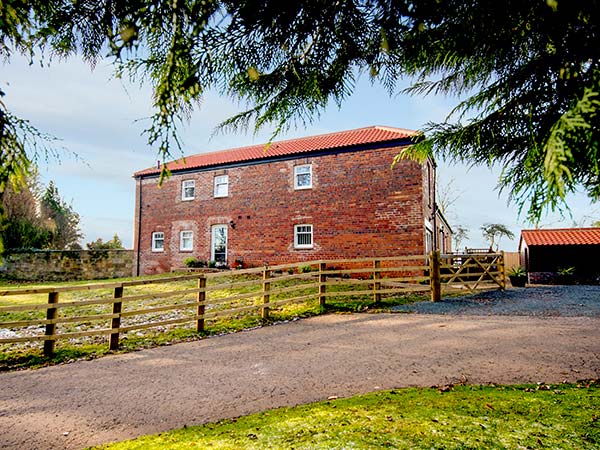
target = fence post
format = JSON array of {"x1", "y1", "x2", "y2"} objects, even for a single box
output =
[
  {"x1": 44, "y1": 292, "x2": 59, "y2": 357},
  {"x1": 430, "y1": 250, "x2": 441, "y2": 302},
  {"x1": 109, "y1": 285, "x2": 123, "y2": 351},
  {"x1": 319, "y1": 262, "x2": 327, "y2": 307},
  {"x1": 262, "y1": 266, "x2": 271, "y2": 319},
  {"x1": 373, "y1": 259, "x2": 381, "y2": 304},
  {"x1": 499, "y1": 251, "x2": 506, "y2": 290},
  {"x1": 196, "y1": 275, "x2": 207, "y2": 332}
]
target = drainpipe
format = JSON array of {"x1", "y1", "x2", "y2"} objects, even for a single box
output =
[
  {"x1": 136, "y1": 176, "x2": 142, "y2": 276},
  {"x1": 431, "y1": 158, "x2": 438, "y2": 252}
]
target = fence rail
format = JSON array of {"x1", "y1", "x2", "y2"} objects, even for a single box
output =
[{"x1": 0, "y1": 252, "x2": 505, "y2": 356}]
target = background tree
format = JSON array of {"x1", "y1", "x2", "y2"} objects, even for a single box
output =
[
  {"x1": 86, "y1": 234, "x2": 125, "y2": 250},
  {"x1": 452, "y1": 225, "x2": 469, "y2": 251},
  {"x1": 40, "y1": 181, "x2": 82, "y2": 250},
  {"x1": 0, "y1": 0, "x2": 598, "y2": 229},
  {"x1": 481, "y1": 224, "x2": 515, "y2": 252},
  {"x1": 436, "y1": 176, "x2": 464, "y2": 220},
  {"x1": 0, "y1": 170, "x2": 51, "y2": 249}
]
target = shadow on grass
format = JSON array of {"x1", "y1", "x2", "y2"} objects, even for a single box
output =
[{"x1": 0, "y1": 293, "x2": 426, "y2": 372}]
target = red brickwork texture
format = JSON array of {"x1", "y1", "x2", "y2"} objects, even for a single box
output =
[{"x1": 133, "y1": 146, "x2": 427, "y2": 274}]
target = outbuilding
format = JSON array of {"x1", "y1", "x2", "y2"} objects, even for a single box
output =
[{"x1": 519, "y1": 228, "x2": 600, "y2": 284}]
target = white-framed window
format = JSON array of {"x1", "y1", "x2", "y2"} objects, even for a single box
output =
[
  {"x1": 294, "y1": 164, "x2": 312, "y2": 190},
  {"x1": 214, "y1": 175, "x2": 229, "y2": 198},
  {"x1": 181, "y1": 180, "x2": 195, "y2": 201},
  {"x1": 180, "y1": 230, "x2": 193, "y2": 251},
  {"x1": 152, "y1": 232, "x2": 165, "y2": 252},
  {"x1": 294, "y1": 224, "x2": 313, "y2": 249}
]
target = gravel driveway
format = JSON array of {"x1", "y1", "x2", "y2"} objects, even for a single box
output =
[
  {"x1": 1, "y1": 286, "x2": 599, "y2": 450},
  {"x1": 392, "y1": 285, "x2": 600, "y2": 316}
]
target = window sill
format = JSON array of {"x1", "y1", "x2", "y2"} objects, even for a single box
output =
[
  {"x1": 181, "y1": 197, "x2": 195, "y2": 201},
  {"x1": 294, "y1": 186, "x2": 312, "y2": 191}
]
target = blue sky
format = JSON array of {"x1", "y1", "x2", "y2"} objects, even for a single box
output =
[{"x1": 2, "y1": 55, "x2": 597, "y2": 250}]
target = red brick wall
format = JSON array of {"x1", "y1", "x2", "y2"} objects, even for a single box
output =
[{"x1": 133, "y1": 145, "x2": 427, "y2": 274}]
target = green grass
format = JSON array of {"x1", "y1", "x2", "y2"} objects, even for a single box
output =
[
  {"x1": 94, "y1": 381, "x2": 600, "y2": 449},
  {"x1": 0, "y1": 273, "x2": 422, "y2": 371}
]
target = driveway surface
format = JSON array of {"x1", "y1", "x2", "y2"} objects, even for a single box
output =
[{"x1": 1, "y1": 286, "x2": 599, "y2": 449}]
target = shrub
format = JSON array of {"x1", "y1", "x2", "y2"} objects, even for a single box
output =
[
  {"x1": 208, "y1": 260, "x2": 217, "y2": 268},
  {"x1": 183, "y1": 257, "x2": 206, "y2": 268},
  {"x1": 299, "y1": 265, "x2": 314, "y2": 273}
]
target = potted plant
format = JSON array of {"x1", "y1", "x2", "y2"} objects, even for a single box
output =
[
  {"x1": 508, "y1": 266, "x2": 527, "y2": 287},
  {"x1": 556, "y1": 266, "x2": 575, "y2": 285}
]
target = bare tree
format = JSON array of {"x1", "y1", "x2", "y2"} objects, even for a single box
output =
[
  {"x1": 481, "y1": 224, "x2": 514, "y2": 251},
  {"x1": 452, "y1": 225, "x2": 469, "y2": 251},
  {"x1": 436, "y1": 176, "x2": 464, "y2": 219}
]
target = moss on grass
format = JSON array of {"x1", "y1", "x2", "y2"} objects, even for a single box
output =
[{"x1": 93, "y1": 381, "x2": 600, "y2": 449}]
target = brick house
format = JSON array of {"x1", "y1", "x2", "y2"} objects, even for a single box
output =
[
  {"x1": 132, "y1": 126, "x2": 452, "y2": 275},
  {"x1": 519, "y1": 228, "x2": 600, "y2": 284}
]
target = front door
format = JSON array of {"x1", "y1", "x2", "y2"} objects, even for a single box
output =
[{"x1": 211, "y1": 224, "x2": 227, "y2": 265}]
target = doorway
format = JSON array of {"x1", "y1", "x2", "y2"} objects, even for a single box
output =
[{"x1": 211, "y1": 224, "x2": 228, "y2": 265}]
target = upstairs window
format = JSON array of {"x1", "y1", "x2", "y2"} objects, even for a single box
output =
[
  {"x1": 152, "y1": 232, "x2": 165, "y2": 252},
  {"x1": 294, "y1": 224, "x2": 313, "y2": 249},
  {"x1": 180, "y1": 230, "x2": 193, "y2": 251},
  {"x1": 182, "y1": 180, "x2": 195, "y2": 201},
  {"x1": 294, "y1": 164, "x2": 312, "y2": 190},
  {"x1": 214, "y1": 175, "x2": 229, "y2": 198}
]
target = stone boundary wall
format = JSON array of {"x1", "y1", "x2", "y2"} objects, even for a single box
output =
[{"x1": 0, "y1": 250, "x2": 134, "y2": 281}]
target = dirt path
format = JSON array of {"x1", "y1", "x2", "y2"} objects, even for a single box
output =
[{"x1": 1, "y1": 313, "x2": 599, "y2": 450}]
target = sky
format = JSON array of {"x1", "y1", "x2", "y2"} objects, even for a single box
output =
[{"x1": 2, "y1": 54, "x2": 598, "y2": 251}]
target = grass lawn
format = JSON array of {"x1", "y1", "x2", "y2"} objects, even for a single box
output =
[
  {"x1": 0, "y1": 273, "x2": 423, "y2": 370},
  {"x1": 94, "y1": 381, "x2": 600, "y2": 449}
]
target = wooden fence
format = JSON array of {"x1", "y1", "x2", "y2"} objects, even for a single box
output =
[{"x1": 0, "y1": 252, "x2": 505, "y2": 356}]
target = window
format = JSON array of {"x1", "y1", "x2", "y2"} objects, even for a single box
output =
[
  {"x1": 294, "y1": 164, "x2": 312, "y2": 190},
  {"x1": 294, "y1": 224, "x2": 313, "y2": 249},
  {"x1": 180, "y1": 230, "x2": 193, "y2": 251},
  {"x1": 152, "y1": 232, "x2": 165, "y2": 252},
  {"x1": 181, "y1": 180, "x2": 195, "y2": 200},
  {"x1": 214, "y1": 175, "x2": 229, "y2": 198},
  {"x1": 425, "y1": 229, "x2": 433, "y2": 254}
]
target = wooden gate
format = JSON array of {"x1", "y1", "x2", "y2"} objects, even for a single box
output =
[{"x1": 432, "y1": 252, "x2": 506, "y2": 298}]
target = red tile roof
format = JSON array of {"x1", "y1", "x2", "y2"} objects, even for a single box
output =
[
  {"x1": 134, "y1": 125, "x2": 418, "y2": 177},
  {"x1": 521, "y1": 228, "x2": 600, "y2": 246}
]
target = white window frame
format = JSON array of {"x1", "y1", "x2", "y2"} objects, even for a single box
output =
[
  {"x1": 294, "y1": 164, "x2": 312, "y2": 190},
  {"x1": 180, "y1": 230, "x2": 193, "y2": 251},
  {"x1": 152, "y1": 232, "x2": 165, "y2": 252},
  {"x1": 294, "y1": 224, "x2": 313, "y2": 249},
  {"x1": 214, "y1": 175, "x2": 229, "y2": 198},
  {"x1": 181, "y1": 179, "x2": 195, "y2": 201}
]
